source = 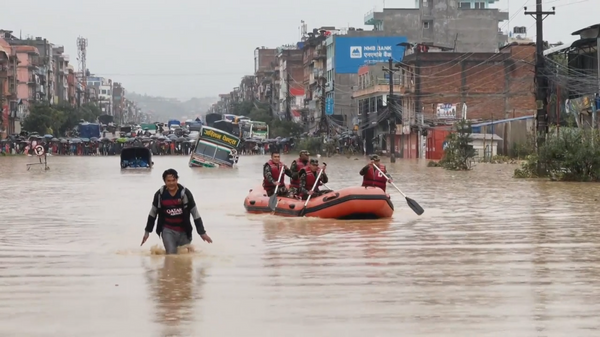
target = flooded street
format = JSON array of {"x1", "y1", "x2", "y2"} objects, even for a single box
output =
[{"x1": 2, "y1": 154, "x2": 600, "y2": 336}]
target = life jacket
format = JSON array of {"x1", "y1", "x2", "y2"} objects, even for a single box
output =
[
  {"x1": 300, "y1": 168, "x2": 320, "y2": 197},
  {"x1": 289, "y1": 158, "x2": 307, "y2": 188},
  {"x1": 262, "y1": 160, "x2": 285, "y2": 190},
  {"x1": 362, "y1": 164, "x2": 387, "y2": 191}
]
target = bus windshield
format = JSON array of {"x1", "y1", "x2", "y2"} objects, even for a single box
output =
[{"x1": 194, "y1": 140, "x2": 234, "y2": 165}]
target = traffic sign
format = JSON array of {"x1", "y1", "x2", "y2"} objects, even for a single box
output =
[{"x1": 34, "y1": 145, "x2": 45, "y2": 156}]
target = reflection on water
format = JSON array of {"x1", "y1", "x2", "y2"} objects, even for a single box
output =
[
  {"x1": 2, "y1": 155, "x2": 600, "y2": 335},
  {"x1": 144, "y1": 255, "x2": 205, "y2": 336}
]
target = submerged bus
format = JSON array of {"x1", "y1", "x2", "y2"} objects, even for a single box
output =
[{"x1": 189, "y1": 126, "x2": 241, "y2": 168}]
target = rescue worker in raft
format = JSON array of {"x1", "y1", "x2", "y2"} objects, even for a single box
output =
[
  {"x1": 297, "y1": 159, "x2": 329, "y2": 200},
  {"x1": 359, "y1": 154, "x2": 392, "y2": 191},
  {"x1": 263, "y1": 151, "x2": 294, "y2": 197},
  {"x1": 288, "y1": 150, "x2": 310, "y2": 197}
]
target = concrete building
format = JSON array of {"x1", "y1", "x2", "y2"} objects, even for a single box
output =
[
  {"x1": 364, "y1": 0, "x2": 508, "y2": 52},
  {"x1": 0, "y1": 38, "x2": 14, "y2": 137},
  {"x1": 238, "y1": 75, "x2": 255, "y2": 102},
  {"x1": 3, "y1": 33, "x2": 56, "y2": 103},
  {"x1": 352, "y1": 63, "x2": 402, "y2": 154},
  {"x1": 396, "y1": 42, "x2": 536, "y2": 158},
  {"x1": 254, "y1": 47, "x2": 277, "y2": 103},
  {"x1": 112, "y1": 82, "x2": 125, "y2": 124},
  {"x1": 324, "y1": 29, "x2": 396, "y2": 131},
  {"x1": 87, "y1": 76, "x2": 112, "y2": 115},
  {"x1": 52, "y1": 46, "x2": 69, "y2": 104},
  {"x1": 300, "y1": 29, "x2": 327, "y2": 133},
  {"x1": 66, "y1": 66, "x2": 77, "y2": 105},
  {"x1": 14, "y1": 45, "x2": 40, "y2": 110},
  {"x1": 275, "y1": 47, "x2": 303, "y2": 118}
]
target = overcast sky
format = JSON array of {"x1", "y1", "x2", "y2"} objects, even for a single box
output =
[{"x1": 2, "y1": 0, "x2": 593, "y2": 100}]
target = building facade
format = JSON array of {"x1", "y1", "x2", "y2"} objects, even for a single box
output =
[
  {"x1": 396, "y1": 42, "x2": 536, "y2": 158},
  {"x1": 364, "y1": 0, "x2": 508, "y2": 52},
  {"x1": 352, "y1": 63, "x2": 402, "y2": 154}
]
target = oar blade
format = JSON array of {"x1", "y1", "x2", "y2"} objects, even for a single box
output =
[
  {"x1": 405, "y1": 197, "x2": 424, "y2": 215},
  {"x1": 299, "y1": 207, "x2": 307, "y2": 217},
  {"x1": 268, "y1": 194, "x2": 278, "y2": 211}
]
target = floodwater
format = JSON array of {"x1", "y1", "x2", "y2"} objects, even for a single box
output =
[{"x1": 1, "y1": 154, "x2": 600, "y2": 337}]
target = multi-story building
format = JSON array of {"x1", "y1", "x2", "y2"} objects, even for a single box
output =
[
  {"x1": 66, "y1": 66, "x2": 77, "y2": 105},
  {"x1": 301, "y1": 29, "x2": 328, "y2": 133},
  {"x1": 0, "y1": 38, "x2": 11, "y2": 137},
  {"x1": 238, "y1": 75, "x2": 255, "y2": 102},
  {"x1": 52, "y1": 45, "x2": 69, "y2": 104},
  {"x1": 253, "y1": 47, "x2": 277, "y2": 103},
  {"x1": 324, "y1": 29, "x2": 400, "y2": 130},
  {"x1": 87, "y1": 76, "x2": 112, "y2": 115},
  {"x1": 364, "y1": 0, "x2": 508, "y2": 52},
  {"x1": 3, "y1": 33, "x2": 56, "y2": 103},
  {"x1": 14, "y1": 45, "x2": 40, "y2": 108},
  {"x1": 397, "y1": 42, "x2": 535, "y2": 158},
  {"x1": 352, "y1": 63, "x2": 402, "y2": 154},
  {"x1": 112, "y1": 82, "x2": 125, "y2": 123},
  {"x1": 275, "y1": 46, "x2": 303, "y2": 119}
]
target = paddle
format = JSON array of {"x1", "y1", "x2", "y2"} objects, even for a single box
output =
[
  {"x1": 299, "y1": 168, "x2": 324, "y2": 217},
  {"x1": 373, "y1": 164, "x2": 424, "y2": 216},
  {"x1": 268, "y1": 167, "x2": 286, "y2": 211}
]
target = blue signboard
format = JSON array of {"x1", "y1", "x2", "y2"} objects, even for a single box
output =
[
  {"x1": 325, "y1": 97, "x2": 334, "y2": 115},
  {"x1": 334, "y1": 36, "x2": 408, "y2": 74}
]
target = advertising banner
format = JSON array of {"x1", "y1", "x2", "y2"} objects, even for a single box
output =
[{"x1": 334, "y1": 36, "x2": 408, "y2": 74}]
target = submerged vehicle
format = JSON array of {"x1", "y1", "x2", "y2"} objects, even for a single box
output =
[
  {"x1": 243, "y1": 186, "x2": 394, "y2": 219},
  {"x1": 189, "y1": 126, "x2": 240, "y2": 168},
  {"x1": 121, "y1": 147, "x2": 153, "y2": 169}
]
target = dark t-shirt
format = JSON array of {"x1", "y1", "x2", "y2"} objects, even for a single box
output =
[{"x1": 160, "y1": 187, "x2": 185, "y2": 232}]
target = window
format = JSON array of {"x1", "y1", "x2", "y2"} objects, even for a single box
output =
[
  {"x1": 358, "y1": 99, "x2": 363, "y2": 115},
  {"x1": 195, "y1": 141, "x2": 217, "y2": 157},
  {"x1": 423, "y1": 21, "x2": 430, "y2": 29},
  {"x1": 214, "y1": 147, "x2": 234, "y2": 164},
  {"x1": 474, "y1": 2, "x2": 485, "y2": 9},
  {"x1": 459, "y1": 2, "x2": 471, "y2": 9}
]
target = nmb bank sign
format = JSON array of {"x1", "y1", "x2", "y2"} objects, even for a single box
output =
[{"x1": 334, "y1": 36, "x2": 407, "y2": 74}]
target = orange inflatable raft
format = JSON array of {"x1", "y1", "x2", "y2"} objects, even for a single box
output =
[{"x1": 243, "y1": 185, "x2": 394, "y2": 219}]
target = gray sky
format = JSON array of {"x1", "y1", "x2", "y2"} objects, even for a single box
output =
[{"x1": 3, "y1": 0, "x2": 593, "y2": 100}]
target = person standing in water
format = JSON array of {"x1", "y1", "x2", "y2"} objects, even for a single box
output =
[{"x1": 141, "y1": 168, "x2": 212, "y2": 254}]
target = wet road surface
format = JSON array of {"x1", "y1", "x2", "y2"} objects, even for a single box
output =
[{"x1": 1, "y1": 154, "x2": 600, "y2": 336}]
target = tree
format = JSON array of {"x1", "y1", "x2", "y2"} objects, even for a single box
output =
[
  {"x1": 22, "y1": 103, "x2": 102, "y2": 136},
  {"x1": 439, "y1": 119, "x2": 476, "y2": 170},
  {"x1": 232, "y1": 101, "x2": 254, "y2": 116}
]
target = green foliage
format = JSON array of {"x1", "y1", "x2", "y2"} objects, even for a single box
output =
[
  {"x1": 231, "y1": 101, "x2": 254, "y2": 116},
  {"x1": 514, "y1": 128, "x2": 600, "y2": 181},
  {"x1": 243, "y1": 107, "x2": 303, "y2": 138},
  {"x1": 439, "y1": 119, "x2": 476, "y2": 171},
  {"x1": 22, "y1": 103, "x2": 102, "y2": 136},
  {"x1": 297, "y1": 137, "x2": 323, "y2": 154}
]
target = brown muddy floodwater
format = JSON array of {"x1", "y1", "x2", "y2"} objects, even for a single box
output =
[{"x1": 1, "y1": 154, "x2": 600, "y2": 336}]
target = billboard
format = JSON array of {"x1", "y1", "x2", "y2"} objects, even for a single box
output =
[
  {"x1": 325, "y1": 97, "x2": 334, "y2": 115},
  {"x1": 436, "y1": 103, "x2": 457, "y2": 119},
  {"x1": 334, "y1": 36, "x2": 407, "y2": 74}
]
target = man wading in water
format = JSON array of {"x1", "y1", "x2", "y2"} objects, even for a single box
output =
[{"x1": 141, "y1": 169, "x2": 212, "y2": 254}]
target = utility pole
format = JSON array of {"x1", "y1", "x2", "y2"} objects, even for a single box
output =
[
  {"x1": 320, "y1": 77, "x2": 328, "y2": 136},
  {"x1": 286, "y1": 72, "x2": 291, "y2": 121},
  {"x1": 387, "y1": 57, "x2": 396, "y2": 163},
  {"x1": 414, "y1": 44, "x2": 423, "y2": 159},
  {"x1": 525, "y1": 2, "x2": 555, "y2": 155}
]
